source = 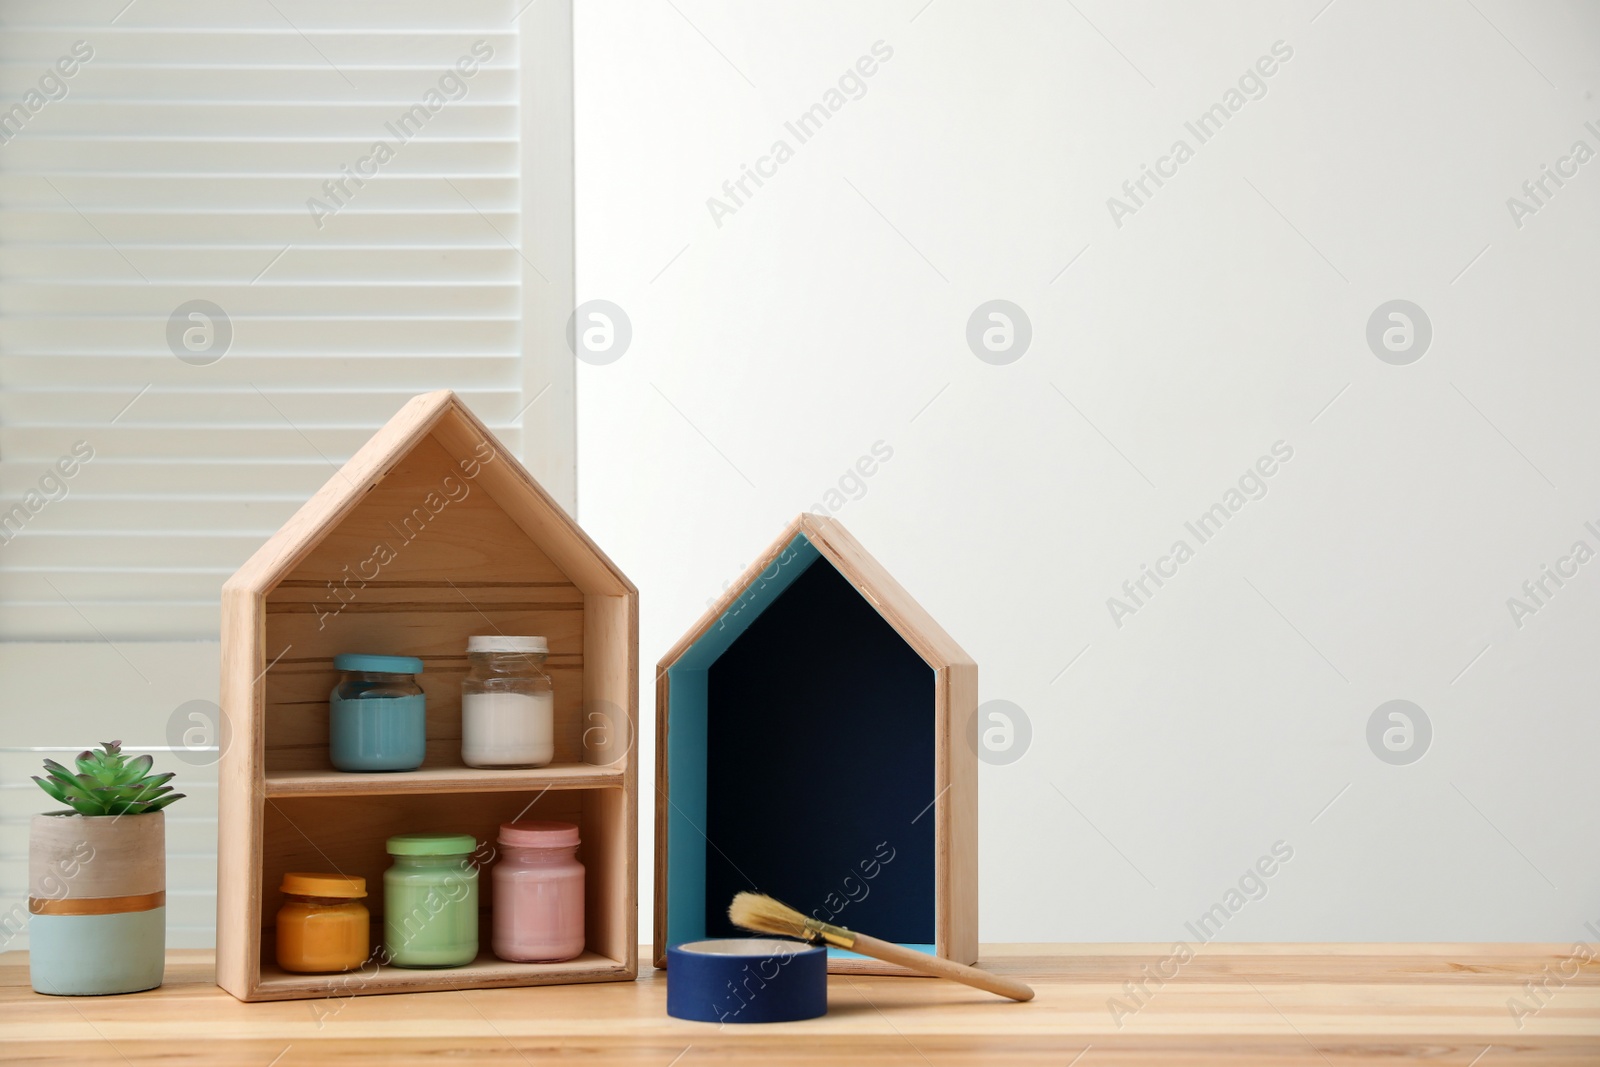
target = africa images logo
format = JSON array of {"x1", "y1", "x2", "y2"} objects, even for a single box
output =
[
  {"x1": 1105, "y1": 40, "x2": 1294, "y2": 228},
  {"x1": 705, "y1": 41, "x2": 894, "y2": 227}
]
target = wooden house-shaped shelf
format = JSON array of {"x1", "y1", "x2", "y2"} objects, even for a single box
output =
[
  {"x1": 216, "y1": 390, "x2": 637, "y2": 1001},
  {"x1": 654, "y1": 514, "x2": 976, "y2": 974}
]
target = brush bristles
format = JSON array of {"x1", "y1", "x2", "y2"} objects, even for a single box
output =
[{"x1": 727, "y1": 892, "x2": 813, "y2": 940}]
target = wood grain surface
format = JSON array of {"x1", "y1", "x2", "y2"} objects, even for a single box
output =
[
  {"x1": 3, "y1": 943, "x2": 1596, "y2": 1065},
  {"x1": 215, "y1": 390, "x2": 639, "y2": 1001},
  {"x1": 652, "y1": 513, "x2": 978, "y2": 974}
]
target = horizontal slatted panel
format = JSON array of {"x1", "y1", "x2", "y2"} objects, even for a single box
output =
[
  {"x1": 0, "y1": 640, "x2": 224, "y2": 950},
  {"x1": 0, "y1": 0, "x2": 524, "y2": 642},
  {"x1": 0, "y1": 748, "x2": 219, "y2": 947}
]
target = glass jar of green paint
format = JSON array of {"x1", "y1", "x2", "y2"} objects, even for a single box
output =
[{"x1": 382, "y1": 833, "x2": 479, "y2": 968}]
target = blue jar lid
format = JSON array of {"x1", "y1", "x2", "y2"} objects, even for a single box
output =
[{"x1": 334, "y1": 653, "x2": 424, "y2": 675}]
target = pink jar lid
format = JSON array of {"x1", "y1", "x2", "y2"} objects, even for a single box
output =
[{"x1": 498, "y1": 820, "x2": 579, "y2": 848}]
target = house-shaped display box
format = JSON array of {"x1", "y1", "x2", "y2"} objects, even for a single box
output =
[
  {"x1": 216, "y1": 390, "x2": 637, "y2": 1001},
  {"x1": 655, "y1": 514, "x2": 977, "y2": 974}
]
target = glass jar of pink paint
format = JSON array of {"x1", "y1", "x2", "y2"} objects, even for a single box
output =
[{"x1": 492, "y1": 820, "x2": 585, "y2": 962}]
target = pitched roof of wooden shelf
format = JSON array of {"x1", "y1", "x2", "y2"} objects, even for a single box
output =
[
  {"x1": 658, "y1": 512, "x2": 975, "y2": 674},
  {"x1": 221, "y1": 389, "x2": 634, "y2": 601}
]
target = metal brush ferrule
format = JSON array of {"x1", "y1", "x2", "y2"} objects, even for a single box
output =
[{"x1": 802, "y1": 917, "x2": 857, "y2": 950}]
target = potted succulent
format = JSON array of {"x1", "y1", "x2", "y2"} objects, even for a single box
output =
[{"x1": 28, "y1": 741, "x2": 185, "y2": 995}]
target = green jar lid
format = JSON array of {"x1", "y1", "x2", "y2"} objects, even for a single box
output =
[{"x1": 386, "y1": 832, "x2": 477, "y2": 856}]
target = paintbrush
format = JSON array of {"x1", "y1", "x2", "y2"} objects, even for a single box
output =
[{"x1": 728, "y1": 891, "x2": 1034, "y2": 1002}]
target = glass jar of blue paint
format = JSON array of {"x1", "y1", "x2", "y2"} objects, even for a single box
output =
[{"x1": 329, "y1": 654, "x2": 426, "y2": 772}]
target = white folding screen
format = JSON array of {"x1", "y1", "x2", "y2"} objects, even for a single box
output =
[{"x1": 0, "y1": 0, "x2": 574, "y2": 948}]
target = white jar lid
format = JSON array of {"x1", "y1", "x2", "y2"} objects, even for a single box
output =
[{"x1": 467, "y1": 635, "x2": 548, "y2": 654}]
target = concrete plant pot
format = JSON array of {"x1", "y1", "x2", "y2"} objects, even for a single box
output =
[{"x1": 28, "y1": 811, "x2": 165, "y2": 996}]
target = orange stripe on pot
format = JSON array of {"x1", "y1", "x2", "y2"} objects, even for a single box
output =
[{"x1": 29, "y1": 890, "x2": 165, "y2": 916}]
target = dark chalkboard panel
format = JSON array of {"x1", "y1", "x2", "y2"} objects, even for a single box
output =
[{"x1": 703, "y1": 559, "x2": 935, "y2": 945}]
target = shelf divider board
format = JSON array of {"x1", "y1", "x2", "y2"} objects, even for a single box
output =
[
  {"x1": 252, "y1": 950, "x2": 629, "y2": 1001},
  {"x1": 263, "y1": 763, "x2": 624, "y2": 797},
  {"x1": 216, "y1": 391, "x2": 638, "y2": 1002}
]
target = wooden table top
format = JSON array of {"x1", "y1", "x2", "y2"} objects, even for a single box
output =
[{"x1": 4, "y1": 944, "x2": 1598, "y2": 1065}]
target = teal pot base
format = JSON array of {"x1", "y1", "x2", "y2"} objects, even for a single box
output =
[{"x1": 29, "y1": 908, "x2": 165, "y2": 996}]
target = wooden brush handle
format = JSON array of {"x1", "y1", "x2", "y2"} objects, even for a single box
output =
[{"x1": 848, "y1": 933, "x2": 1035, "y2": 1002}]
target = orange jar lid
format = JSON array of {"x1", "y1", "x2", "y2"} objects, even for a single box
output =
[{"x1": 280, "y1": 872, "x2": 366, "y2": 898}]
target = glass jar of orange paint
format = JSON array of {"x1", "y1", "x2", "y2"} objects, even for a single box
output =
[{"x1": 275, "y1": 872, "x2": 370, "y2": 973}]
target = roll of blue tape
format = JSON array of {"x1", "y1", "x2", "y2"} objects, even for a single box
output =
[{"x1": 666, "y1": 938, "x2": 827, "y2": 1023}]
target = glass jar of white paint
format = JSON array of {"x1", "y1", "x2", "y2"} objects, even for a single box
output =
[{"x1": 461, "y1": 636, "x2": 554, "y2": 768}]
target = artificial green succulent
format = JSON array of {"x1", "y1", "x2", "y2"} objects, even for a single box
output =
[{"x1": 32, "y1": 740, "x2": 186, "y2": 816}]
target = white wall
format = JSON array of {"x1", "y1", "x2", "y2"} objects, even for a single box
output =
[{"x1": 575, "y1": 1, "x2": 1600, "y2": 942}]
